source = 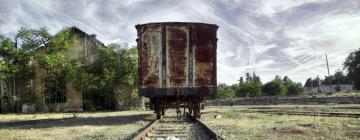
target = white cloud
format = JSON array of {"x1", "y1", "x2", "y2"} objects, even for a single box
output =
[{"x1": 0, "y1": 0, "x2": 359, "y2": 85}]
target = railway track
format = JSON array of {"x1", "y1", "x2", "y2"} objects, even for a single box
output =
[
  {"x1": 132, "y1": 114, "x2": 224, "y2": 140},
  {"x1": 248, "y1": 110, "x2": 360, "y2": 118},
  {"x1": 0, "y1": 118, "x2": 72, "y2": 128}
]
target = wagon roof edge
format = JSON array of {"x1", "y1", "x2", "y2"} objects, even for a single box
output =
[{"x1": 135, "y1": 22, "x2": 218, "y2": 29}]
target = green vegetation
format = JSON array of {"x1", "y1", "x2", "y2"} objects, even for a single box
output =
[
  {"x1": 304, "y1": 70, "x2": 351, "y2": 90},
  {"x1": 216, "y1": 73, "x2": 305, "y2": 99},
  {"x1": 216, "y1": 47, "x2": 360, "y2": 100},
  {"x1": 202, "y1": 105, "x2": 360, "y2": 140},
  {"x1": 216, "y1": 83, "x2": 237, "y2": 99},
  {"x1": 344, "y1": 48, "x2": 360, "y2": 90},
  {"x1": 238, "y1": 73, "x2": 262, "y2": 97},
  {"x1": 262, "y1": 76, "x2": 287, "y2": 96},
  {"x1": 0, "y1": 27, "x2": 139, "y2": 111},
  {"x1": 0, "y1": 111, "x2": 154, "y2": 140}
]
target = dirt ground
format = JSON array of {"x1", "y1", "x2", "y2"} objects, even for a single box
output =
[
  {"x1": 0, "y1": 111, "x2": 154, "y2": 140},
  {"x1": 201, "y1": 105, "x2": 360, "y2": 140}
]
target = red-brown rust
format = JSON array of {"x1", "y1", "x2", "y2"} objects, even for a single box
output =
[
  {"x1": 193, "y1": 25, "x2": 217, "y2": 86},
  {"x1": 136, "y1": 22, "x2": 218, "y2": 91},
  {"x1": 167, "y1": 26, "x2": 187, "y2": 87},
  {"x1": 138, "y1": 26, "x2": 162, "y2": 87}
]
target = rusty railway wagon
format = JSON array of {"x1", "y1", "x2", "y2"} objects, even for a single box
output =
[{"x1": 136, "y1": 22, "x2": 218, "y2": 119}]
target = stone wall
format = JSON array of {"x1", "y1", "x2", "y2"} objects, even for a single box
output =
[
  {"x1": 306, "y1": 84, "x2": 354, "y2": 94},
  {"x1": 205, "y1": 96, "x2": 360, "y2": 106},
  {"x1": 64, "y1": 82, "x2": 83, "y2": 112}
]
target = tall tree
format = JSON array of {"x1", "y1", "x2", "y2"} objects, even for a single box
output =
[
  {"x1": 304, "y1": 78, "x2": 312, "y2": 87},
  {"x1": 333, "y1": 70, "x2": 350, "y2": 84},
  {"x1": 237, "y1": 72, "x2": 262, "y2": 97},
  {"x1": 344, "y1": 48, "x2": 360, "y2": 89},
  {"x1": 239, "y1": 77, "x2": 244, "y2": 85},
  {"x1": 313, "y1": 76, "x2": 320, "y2": 87}
]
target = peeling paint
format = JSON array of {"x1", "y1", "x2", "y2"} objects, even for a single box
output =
[{"x1": 136, "y1": 22, "x2": 218, "y2": 97}]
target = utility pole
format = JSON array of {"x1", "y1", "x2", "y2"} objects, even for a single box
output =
[{"x1": 325, "y1": 54, "x2": 332, "y2": 93}]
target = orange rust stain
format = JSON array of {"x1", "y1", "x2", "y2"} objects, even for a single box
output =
[
  {"x1": 167, "y1": 26, "x2": 188, "y2": 87},
  {"x1": 193, "y1": 25, "x2": 217, "y2": 86},
  {"x1": 140, "y1": 28, "x2": 161, "y2": 87}
]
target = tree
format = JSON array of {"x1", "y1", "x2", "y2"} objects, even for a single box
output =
[
  {"x1": 239, "y1": 77, "x2": 244, "y2": 85},
  {"x1": 104, "y1": 44, "x2": 139, "y2": 109},
  {"x1": 262, "y1": 76, "x2": 287, "y2": 96},
  {"x1": 304, "y1": 78, "x2": 312, "y2": 87},
  {"x1": 237, "y1": 72, "x2": 262, "y2": 97},
  {"x1": 286, "y1": 82, "x2": 305, "y2": 96},
  {"x1": 1, "y1": 27, "x2": 143, "y2": 111},
  {"x1": 313, "y1": 76, "x2": 320, "y2": 87},
  {"x1": 333, "y1": 70, "x2": 350, "y2": 84},
  {"x1": 17, "y1": 27, "x2": 52, "y2": 54},
  {"x1": 216, "y1": 83, "x2": 236, "y2": 99},
  {"x1": 344, "y1": 48, "x2": 360, "y2": 89},
  {"x1": 281, "y1": 76, "x2": 305, "y2": 96},
  {"x1": 245, "y1": 72, "x2": 252, "y2": 82},
  {"x1": 282, "y1": 76, "x2": 291, "y2": 85},
  {"x1": 1, "y1": 33, "x2": 36, "y2": 109}
]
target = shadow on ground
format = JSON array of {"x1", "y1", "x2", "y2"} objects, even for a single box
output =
[{"x1": 0, "y1": 114, "x2": 153, "y2": 129}]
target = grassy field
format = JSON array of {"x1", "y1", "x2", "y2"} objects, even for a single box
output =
[
  {"x1": 1, "y1": 105, "x2": 360, "y2": 140},
  {"x1": 0, "y1": 111, "x2": 154, "y2": 140},
  {"x1": 201, "y1": 105, "x2": 360, "y2": 140},
  {"x1": 311, "y1": 92, "x2": 360, "y2": 97}
]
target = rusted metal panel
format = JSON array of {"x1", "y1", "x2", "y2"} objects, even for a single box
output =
[
  {"x1": 192, "y1": 25, "x2": 217, "y2": 86},
  {"x1": 166, "y1": 26, "x2": 188, "y2": 87},
  {"x1": 136, "y1": 22, "x2": 218, "y2": 97},
  {"x1": 138, "y1": 26, "x2": 162, "y2": 88}
]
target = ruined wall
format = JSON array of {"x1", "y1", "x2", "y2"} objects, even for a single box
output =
[
  {"x1": 29, "y1": 30, "x2": 103, "y2": 112},
  {"x1": 31, "y1": 59, "x2": 46, "y2": 111},
  {"x1": 306, "y1": 84, "x2": 354, "y2": 94},
  {"x1": 205, "y1": 96, "x2": 360, "y2": 106},
  {"x1": 65, "y1": 33, "x2": 102, "y2": 64},
  {"x1": 64, "y1": 82, "x2": 83, "y2": 112},
  {"x1": 59, "y1": 33, "x2": 102, "y2": 112}
]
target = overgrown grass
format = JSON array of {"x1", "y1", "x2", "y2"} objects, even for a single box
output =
[
  {"x1": 201, "y1": 106, "x2": 360, "y2": 140},
  {"x1": 0, "y1": 110, "x2": 147, "y2": 122},
  {"x1": 1, "y1": 105, "x2": 360, "y2": 140},
  {"x1": 310, "y1": 92, "x2": 360, "y2": 97},
  {"x1": 0, "y1": 110, "x2": 154, "y2": 140}
]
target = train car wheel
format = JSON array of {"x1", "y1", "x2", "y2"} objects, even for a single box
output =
[
  {"x1": 156, "y1": 109, "x2": 161, "y2": 119},
  {"x1": 192, "y1": 106, "x2": 197, "y2": 117},
  {"x1": 161, "y1": 107, "x2": 165, "y2": 116},
  {"x1": 196, "y1": 107, "x2": 201, "y2": 118}
]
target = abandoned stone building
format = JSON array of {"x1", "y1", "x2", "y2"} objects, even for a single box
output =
[
  {"x1": 1, "y1": 26, "x2": 115, "y2": 113},
  {"x1": 306, "y1": 84, "x2": 354, "y2": 94}
]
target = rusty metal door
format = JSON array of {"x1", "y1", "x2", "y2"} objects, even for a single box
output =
[
  {"x1": 192, "y1": 25, "x2": 217, "y2": 87},
  {"x1": 166, "y1": 26, "x2": 189, "y2": 87},
  {"x1": 139, "y1": 26, "x2": 163, "y2": 88}
]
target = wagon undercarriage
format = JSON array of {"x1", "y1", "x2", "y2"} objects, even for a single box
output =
[{"x1": 150, "y1": 95, "x2": 203, "y2": 119}]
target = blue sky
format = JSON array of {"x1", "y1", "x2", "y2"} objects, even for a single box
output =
[{"x1": 1, "y1": 0, "x2": 359, "y2": 84}]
